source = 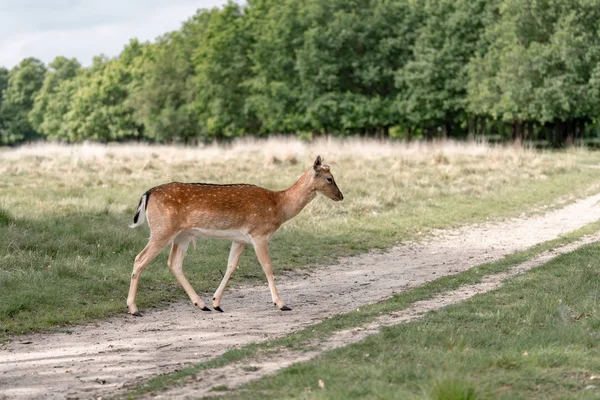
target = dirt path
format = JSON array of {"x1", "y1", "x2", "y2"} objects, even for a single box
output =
[{"x1": 2, "y1": 193, "x2": 600, "y2": 399}]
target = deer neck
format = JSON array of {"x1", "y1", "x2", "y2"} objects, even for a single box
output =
[{"x1": 277, "y1": 170, "x2": 316, "y2": 223}]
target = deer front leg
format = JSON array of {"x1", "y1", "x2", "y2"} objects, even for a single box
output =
[
  {"x1": 168, "y1": 240, "x2": 211, "y2": 312},
  {"x1": 127, "y1": 236, "x2": 170, "y2": 316},
  {"x1": 212, "y1": 241, "x2": 247, "y2": 312},
  {"x1": 252, "y1": 237, "x2": 291, "y2": 311}
]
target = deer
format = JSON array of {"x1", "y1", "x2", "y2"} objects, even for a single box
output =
[{"x1": 126, "y1": 156, "x2": 343, "y2": 316}]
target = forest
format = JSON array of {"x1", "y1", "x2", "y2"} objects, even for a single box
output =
[{"x1": 1, "y1": 0, "x2": 599, "y2": 146}]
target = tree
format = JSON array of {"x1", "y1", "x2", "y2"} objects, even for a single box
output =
[
  {"x1": 128, "y1": 10, "x2": 212, "y2": 142},
  {"x1": 296, "y1": 0, "x2": 422, "y2": 136},
  {"x1": 194, "y1": 2, "x2": 257, "y2": 139},
  {"x1": 0, "y1": 67, "x2": 8, "y2": 138},
  {"x1": 398, "y1": 0, "x2": 498, "y2": 139},
  {"x1": 244, "y1": 0, "x2": 309, "y2": 134},
  {"x1": 0, "y1": 58, "x2": 46, "y2": 144},
  {"x1": 0, "y1": 68, "x2": 8, "y2": 101},
  {"x1": 29, "y1": 56, "x2": 81, "y2": 139},
  {"x1": 64, "y1": 41, "x2": 147, "y2": 142},
  {"x1": 468, "y1": 0, "x2": 600, "y2": 144}
]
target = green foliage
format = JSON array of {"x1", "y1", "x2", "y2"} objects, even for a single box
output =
[
  {"x1": 0, "y1": 68, "x2": 8, "y2": 103},
  {"x1": 64, "y1": 41, "x2": 146, "y2": 142},
  {"x1": 399, "y1": 0, "x2": 498, "y2": 136},
  {"x1": 245, "y1": 0, "x2": 308, "y2": 133},
  {"x1": 29, "y1": 56, "x2": 81, "y2": 140},
  {"x1": 297, "y1": 0, "x2": 422, "y2": 135},
  {"x1": 2, "y1": 0, "x2": 600, "y2": 144},
  {"x1": 194, "y1": 3, "x2": 258, "y2": 139},
  {"x1": 0, "y1": 58, "x2": 46, "y2": 144},
  {"x1": 0, "y1": 67, "x2": 8, "y2": 138},
  {"x1": 468, "y1": 0, "x2": 600, "y2": 143},
  {"x1": 128, "y1": 11, "x2": 214, "y2": 143}
]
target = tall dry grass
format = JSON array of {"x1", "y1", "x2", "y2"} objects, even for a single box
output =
[
  {"x1": 1, "y1": 137, "x2": 590, "y2": 219},
  {"x1": 0, "y1": 136, "x2": 558, "y2": 165},
  {"x1": 1, "y1": 137, "x2": 596, "y2": 226}
]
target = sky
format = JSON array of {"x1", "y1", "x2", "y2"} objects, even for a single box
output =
[{"x1": 0, "y1": 0, "x2": 230, "y2": 69}]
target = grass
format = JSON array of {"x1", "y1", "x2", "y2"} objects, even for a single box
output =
[
  {"x1": 125, "y1": 221, "x2": 600, "y2": 398},
  {"x1": 1, "y1": 138, "x2": 600, "y2": 341},
  {"x1": 211, "y1": 232, "x2": 600, "y2": 400}
]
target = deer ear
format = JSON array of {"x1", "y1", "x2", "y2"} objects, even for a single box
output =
[{"x1": 313, "y1": 155, "x2": 322, "y2": 171}]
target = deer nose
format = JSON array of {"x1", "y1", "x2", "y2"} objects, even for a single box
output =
[{"x1": 339, "y1": 192, "x2": 344, "y2": 201}]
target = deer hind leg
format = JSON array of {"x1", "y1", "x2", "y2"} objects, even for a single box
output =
[
  {"x1": 212, "y1": 241, "x2": 247, "y2": 312},
  {"x1": 253, "y1": 237, "x2": 291, "y2": 311},
  {"x1": 127, "y1": 235, "x2": 170, "y2": 316},
  {"x1": 168, "y1": 236, "x2": 211, "y2": 312}
]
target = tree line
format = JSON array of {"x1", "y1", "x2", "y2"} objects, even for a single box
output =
[{"x1": 1, "y1": 0, "x2": 600, "y2": 146}]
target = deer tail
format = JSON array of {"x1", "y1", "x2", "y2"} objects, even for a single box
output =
[{"x1": 129, "y1": 191, "x2": 151, "y2": 228}]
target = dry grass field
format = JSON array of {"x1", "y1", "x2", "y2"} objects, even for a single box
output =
[{"x1": 2, "y1": 137, "x2": 597, "y2": 224}]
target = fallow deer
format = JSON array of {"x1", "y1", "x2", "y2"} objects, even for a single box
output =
[{"x1": 127, "y1": 156, "x2": 343, "y2": 316}]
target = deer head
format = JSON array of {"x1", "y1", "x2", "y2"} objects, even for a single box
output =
[{"x1": 311, "y1": 156, "x2": 344, "y2": 202}]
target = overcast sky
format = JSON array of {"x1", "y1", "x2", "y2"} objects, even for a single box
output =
[{"x1": 0, "y1": 0, "x2": 230, "y2": 69}]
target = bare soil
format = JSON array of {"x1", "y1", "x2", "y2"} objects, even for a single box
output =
[{"x1": 2, "y1": 193, "x2": 600, "y2": 399}]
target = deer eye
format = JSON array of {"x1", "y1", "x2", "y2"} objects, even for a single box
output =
[{"x1": 326, "y1": 177, "x2": 333, "y2": 184}]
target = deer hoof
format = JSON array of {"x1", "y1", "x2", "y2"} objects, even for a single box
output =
[
  {"x1": 132, "y1": 311, "x2": 143, "y2": 317},
  {"x1": 201, "y1": 306, "x2": 212, "y2": 312},
  {"x1": 214, "y1": 306, "x2": 224, "y2": 312},
  {"x1": 280, "y1": 305, "x2": 292, "y2": 311}
]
